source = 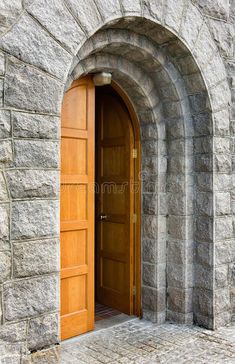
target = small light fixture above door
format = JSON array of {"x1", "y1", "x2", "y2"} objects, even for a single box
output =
[{"x1": 93, "y1": 72, "x2": 112, "y2": 86}]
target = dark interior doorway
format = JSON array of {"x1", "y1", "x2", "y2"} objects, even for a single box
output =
[{"x1": 94, "y1": 85, "x2": 137, "y2": 321}]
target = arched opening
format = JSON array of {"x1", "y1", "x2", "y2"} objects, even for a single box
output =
[
  {"x1": 65, "y1": 16, "x2": 214, "y2": 329},
  {"x1": 60, "y1": 77, "x2": 141, "y2": 340}
]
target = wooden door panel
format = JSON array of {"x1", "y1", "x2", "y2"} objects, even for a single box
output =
[
  {"x1": 61, "y1": 311, "x2": 88, "y2": 342},
  {"x1": 60, "y1": 184, "x2": 87, "y2": 221},
  {"x1": 61, "y1": 84, "x2": 87, "y2": 130},
  {"x1": 102, "y1": 101, "x2": 125, "y2": 138},
  {"x1": 102, "y1": 223, "x2": 126, "y2": 254},
  {"x1": 61, "y1": 138, "x2": 87, "y2": 175},
  {"x1": 61, "y1": 230, "x2": 87, "y2": 268},
  {"x1": 102, "y1": 146, "x2": 126, "y2": 177},
  {"x1": 61, "y1": 275, "x2": 86, "y2": 315},
  {"x1": 96, "y1": 89, "x2": 134, "y2": 315},
  {"x1": 60, "y1": 77, "x2": 94, "y2": 340},
  {"x1": 102, "y1": 259, "x2": 126, "y2": 291},
  {"x1": 102, "y1": 188, "x2": 126, "y2": 215}
]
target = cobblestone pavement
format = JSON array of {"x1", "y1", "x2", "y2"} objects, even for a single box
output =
[{"x1": 61, "y1": 319, "x2": 235, "y2": 363}]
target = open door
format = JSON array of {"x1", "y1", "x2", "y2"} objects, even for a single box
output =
[
  {"x1": 60, "y1": 77, "x2": 95, "y2": 340},
  {"x1": 95, "y1": 87, "x2": 135, "y2": 315}
]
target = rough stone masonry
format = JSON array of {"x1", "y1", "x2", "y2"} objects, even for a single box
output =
[{"x1": 0, "y1": 0, "x2": 234, "y2": 362}]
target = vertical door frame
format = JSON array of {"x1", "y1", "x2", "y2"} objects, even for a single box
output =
[{"x1": 110, "y1": 81, "x2": 142, "y2": 317}]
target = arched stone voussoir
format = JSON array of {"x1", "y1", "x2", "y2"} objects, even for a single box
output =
[
  {"x1": 209, "y1": 80, "x2": 231, "y2": 112},
  {"x1": 179, "y1": 1, "x2": 204, "y2": 50},
  {"x1": 64, "y1": 0, "x2": 103, "y2": 35},
  {"x1": 164, "y1": 0, "x2": 191, "y2": 34},
  {"x1": 71, "y1": 25, "x2": 201, "y2": 140},
  {"x1": 79, "y1": 13, "x2": 224, "y2": 112},
  {"x1": 203, "y1": 52, "x2": 227, "y2": 89},
  {"x1": 82, "y1": 53, "x2": 159, "y2": 108},
  {"x1": 0, "y1": 12, "x2": 73, "y2": 81},
  {"x1": 77, "y1": 28, "x2": 167, "y2": 70},
  {"x1": 75, "y1": 27, "x2": 196, "y2": 129},
  {"x1": 95, "y1": 0, "x2": 122, "y2": 21},
  {"x1": 142, "y1": 0, "x2": 164, "y2": 22},
  {"x1": 192, "y1": 22, "x2": 217, "y2": 69},
  {"x1": 120, "y1": 0, "x2": 142, "y2": 15},
  {"x1": 72, "y1": 53, "x2": 161, "y2": 131},
  {"x1": 27, "y1": 0, "x2": 87, "y2": 55},
  {"x1": 0, "y1": 0, "x2": 23, "y2": 36},
  {"x1": 141, "y1": 5, "x2": 228, "y2": 113}
]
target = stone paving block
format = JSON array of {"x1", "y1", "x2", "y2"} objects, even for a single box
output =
[{"x1": 61, "y1": 320, "x2": 234, "y2": 363}]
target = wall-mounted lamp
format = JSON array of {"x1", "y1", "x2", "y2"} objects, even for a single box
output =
[{"x1": 93, "y1": 72, "x2": 112, "y2": 86}]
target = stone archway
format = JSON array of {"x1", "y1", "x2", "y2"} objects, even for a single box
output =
[
  {"x1": 67, "y1": 18, "x2": 210, "y2": 327},
  {"x1": 0, "y1": 1, "x2": 232, "y2": 361}
]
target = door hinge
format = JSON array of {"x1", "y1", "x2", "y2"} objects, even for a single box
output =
[
  {"x1": 132, "y1": 148, "x2": 137, "y2": 159},
  {"x1": 132, "y1": 213, "x2": 137, "y2": 223},
  {"x1": 132, "y1": 286, "x2": 136, "y2": 296}
]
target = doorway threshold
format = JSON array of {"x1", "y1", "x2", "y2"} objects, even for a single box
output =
[
  {"x1": 95, "y1": 313, "x2": 136, "y2": 331},
  {"x1": 61, "y1": 314, "x2": 137, "y2": 346}
]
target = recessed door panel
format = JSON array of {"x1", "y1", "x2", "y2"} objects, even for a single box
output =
[
  {"x1": 102, "y1": 146, "x2": 126, "y2": 177},
  {"x1": 61, "y1": 230, "x2": 87, "y2": 268},
  {"x1": 102, "y1": 109, "x2": 123, "y2": 139},
  {"x1": 61, "y1": 138, "x2": 87, "y2": 175},
  {"x1": 61, "y1": 275, "x2": 87, "y2": 315},
  {"x1": 102, "y1": 223, "x2": 126, "y2": 254},
  {"x1": 102, "y1": 259, "x2": 126, "y2": 292},
  {"x1": 60, "y1": 184, "x2": 87, "y2": 221},
  {"x1": 102, "y1": 186, "x2": 126, "y2": 215},
  {"x1": 61, "y1": 84, "x2": 87, "y2": 130}
]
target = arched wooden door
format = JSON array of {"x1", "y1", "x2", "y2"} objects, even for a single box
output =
[{"x1": 60, "y1": 77, "x2": 95, "y2": 340}]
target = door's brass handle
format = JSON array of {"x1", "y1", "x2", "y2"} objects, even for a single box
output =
[{"x1": 100, "y1": 213, "x2": 108, "y2": 221}]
